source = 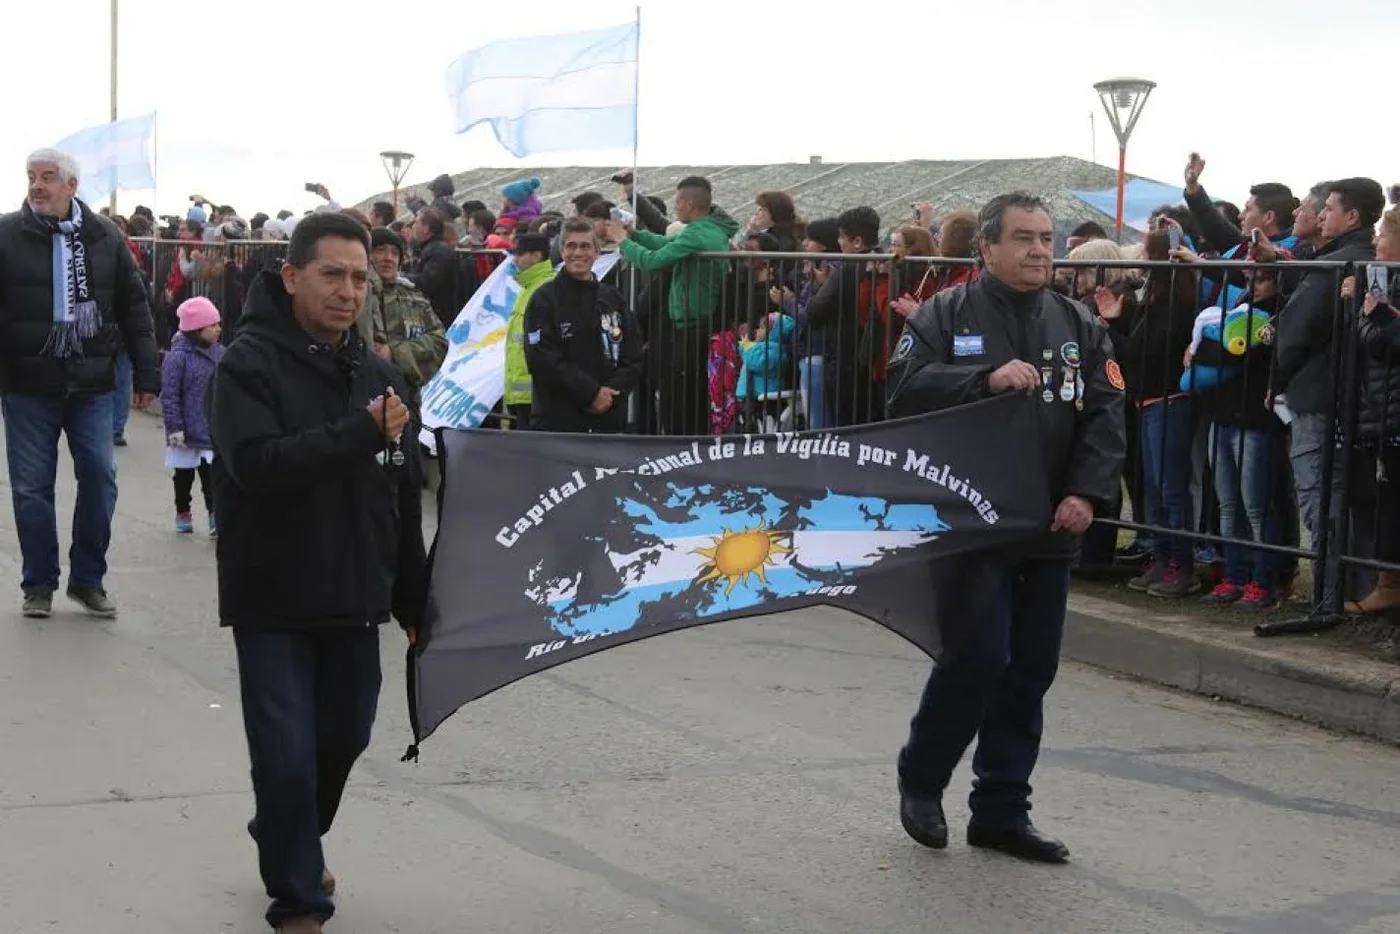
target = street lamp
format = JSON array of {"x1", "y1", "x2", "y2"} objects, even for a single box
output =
[
  {"x1": 1093, "y1": 77, "x2": 1156, "y2": 240},
  {"x1": 379, "y1": 150, "x2": 415, "y2": 218}
]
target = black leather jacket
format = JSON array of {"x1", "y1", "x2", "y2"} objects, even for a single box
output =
[{"x1": 886, "y1": 274, "x2": 1127, "y2": 558}]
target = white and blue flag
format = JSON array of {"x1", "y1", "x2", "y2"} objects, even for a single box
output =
[
  {"x1": 53, "y1": 114, "x2": 156, "y2": 205},
  {"x1": 444, "y1": 22, "x2": 638, "y2": 157}
]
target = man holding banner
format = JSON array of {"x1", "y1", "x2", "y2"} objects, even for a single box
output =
[
  {"x1": 886, "y1": 192, "x2": 1126, "y2": 864},
  {"x1": 524, "y1": 219, "x2": 643, "y2": 433}
]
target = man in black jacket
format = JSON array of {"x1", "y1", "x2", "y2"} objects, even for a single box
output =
[
  {"x1": 524, "y1": 218, "x2": 643, "y2": 433},
  {"x1": 0, "y1": 149, "x2": 160, "y2": 619},
  {"x1": 1270, "y1": 178, "x2": 1384, "y2": 612},
  {"x1": 885, "y1": 192, "x2": 1125, "y2": 864},
  {"x1": 209, "y1": 213, "x2": 428, "y2": 934}
]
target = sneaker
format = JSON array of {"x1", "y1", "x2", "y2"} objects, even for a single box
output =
[
  {"x1": 1194, "y1": 545, "x2": 1219, "y2": 566},
  {"x1": 175, "y1": 511, "x2": 194, "y2": 534},
  {"x1": 1239, "y1": 582, "x2": 1277, "y2": 609},
  {"x1": 1201, "y1": 581, "x2": 1242, "y2": 605},
  {"x1": 66, "y1": 586, "x2": 117, "y2": 618},
  {"x1": 22, "y1": 591, "x2": 53, "y2": 618},
  {"x1": 1149, "y1": 565, "x2": 1200, "y2": 598},
  {"x1": 1127, "y1": 560, "x2": 1163, "y2": 593},
  {"x1": 209, "y1": 513, "x2": 218, "y2": 538}
]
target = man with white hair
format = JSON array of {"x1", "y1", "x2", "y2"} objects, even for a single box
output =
[{"x1": 0, "y1": 149, "x2": 160, "y2": 618}]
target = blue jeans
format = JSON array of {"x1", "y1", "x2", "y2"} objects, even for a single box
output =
[
  {"x1": 1140, "y1": 397, "x2": 1195, "y2": 567},
  {"x1": 1, "y1": 393, "x2": 117, "y2": 593},
  {"x1": 899, "y1": 557, "x2": 1071, "y2": 827},
  {"x1": 236, "y1": 626, "x2": 381, "y2": 928},
  {"x1": 798, "y1": 355, "x2": 828, "y2": 430},
  {"x1": 110, "y1": 351, "x2": 132, "y2": 439},
  {"x1": 1210, "y1": 424, "x2": 1280, "y2": 587}
]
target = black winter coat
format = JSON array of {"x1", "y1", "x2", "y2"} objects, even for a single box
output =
[
  {"x1": 1116, "y1": 294, "x2": 1194, "y2": 401},
  {"x1": 208, "y1": 272, "x2": 428, "y2": 631},
  {"x1": 0, "y1": 200, "x2": 159, "y2": 397},
  {"x1": 412, "y1": 240, "x2": 460, "y2": 330},
  {"x1": 1273, "y1": 227, "x2": 1376, "y2": 413},
  {"x1": 887, "y1": 275, "x2": 1127, "y2": 559},
  {"x1": 524, "y1": 272, "x2": 644, "y2": 433},
  {"x1": 1356, "y1": 277, "x2": 1400, "y2": 442}
]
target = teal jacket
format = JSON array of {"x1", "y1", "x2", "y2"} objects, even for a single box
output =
[
  {"x1": 618, "y1": 207, "x2": 739, "y2": 327},
  {"x1": 737, "y1": 314, "x2": 795, "y2": 400}
]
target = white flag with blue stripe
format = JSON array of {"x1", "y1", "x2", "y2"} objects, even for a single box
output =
[
  {"x1": 444, "y1": 22, "x2": 638, "y2": 158},
  {"x1": 53, "y1": 113, "x2": 156, "y2": 205}
]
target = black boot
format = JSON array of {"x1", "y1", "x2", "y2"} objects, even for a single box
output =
[
  {"x1": 899, "y1": 788, "x2": 947, "y2": 850},
  {"x1": 967, "y1": 820, "x2": 1069, "y2": 863}
]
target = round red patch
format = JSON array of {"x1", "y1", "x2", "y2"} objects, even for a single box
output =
[{"x1": 1105, "y1": 358, "x2": 1126, "y2": 392}]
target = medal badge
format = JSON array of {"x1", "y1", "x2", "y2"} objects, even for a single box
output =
[
  {"x1": 390, "y1": 448, "x2": 406, "y2": 467},
  {"x1": 1059, "y1": 366, "x2": 1076, "y2": 402}
]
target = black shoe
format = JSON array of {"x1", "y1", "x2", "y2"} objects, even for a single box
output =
[
  {"x1": 899, "y1": 790, "x2": 948, "y2": 850},
  {"x1": 22, "y1": 591, "x2": 53, "y2": 618},
  {"x1": 66, "y1": 586, "x2": 117, "y2": 618},
  {"x1": 967, "y1": 821, "x2": 1069, "y2": 863},
  {"x1": 113, "y1": 435, "x2": 127, "y2": 447}
]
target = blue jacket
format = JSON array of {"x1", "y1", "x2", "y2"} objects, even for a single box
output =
[{"x1": 738, "y1": 314, "x2": 795, "y2": 400}]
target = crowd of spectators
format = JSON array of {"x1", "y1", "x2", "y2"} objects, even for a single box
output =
[{"x1": 108, "y1": 162, "x2": 1400, "y2": 619}]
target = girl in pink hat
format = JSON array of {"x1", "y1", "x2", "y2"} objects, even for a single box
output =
[{"x1": 162, "y1": 297, "x2": 224, "y2": 534}]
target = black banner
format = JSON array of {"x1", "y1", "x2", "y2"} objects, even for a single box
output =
[{"x1": 411, "y1": 394, "x2": 1051, "y2": 743}]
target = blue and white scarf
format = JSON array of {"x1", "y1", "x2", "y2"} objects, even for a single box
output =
[{"x1": 40, "y1": 200, "x2": 99, "y2": 359}]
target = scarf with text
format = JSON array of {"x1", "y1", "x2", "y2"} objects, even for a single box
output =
[{"x1": 37, "y1": 200, "x2": 99, "y2": 358}]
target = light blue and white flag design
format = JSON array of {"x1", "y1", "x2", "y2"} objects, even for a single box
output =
[
  {"x1": 53, "y1": 113, "x2": 156, "y2": 205},
  {"x1": 444, "y1": 22, "x2": 638, "y2": 158}
]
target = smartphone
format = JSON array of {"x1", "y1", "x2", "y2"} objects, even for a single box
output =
[
  {"x1": 610, "y1": 206, "x2": 635, "y2": 225},
  {"x1": 304, "y1": 182, "x2": 321, "y2": 193},
  {"x1": 1168, "y1": 226, "x2": 1182, "y2": 252},
  {"x1": 1250, "y1": 227, "x2": 1264, "y2": 247},
  {"x1": 1369, "y1": 266, "x2": 1390, "y2": 298}
]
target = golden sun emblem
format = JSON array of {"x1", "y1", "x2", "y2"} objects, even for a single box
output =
[{"x1": 692, "y1": 521, "x2": 793, "y2": 596}]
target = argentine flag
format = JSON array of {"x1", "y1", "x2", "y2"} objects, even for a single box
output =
[
  {"x1": 53, "y1": 114, "x2": 156, "y2": 206},
  {"x1": 444, "y1": 22, "x2": 638, "y2": 158}
]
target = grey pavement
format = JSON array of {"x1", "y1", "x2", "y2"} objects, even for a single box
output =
[{"x1": 2, "y1": 407, "x2": 1400, "y2": 933}]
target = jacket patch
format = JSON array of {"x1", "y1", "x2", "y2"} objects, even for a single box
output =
[
  {"x1": 1105, "y1": 358, "x2": 1126, "y2": 392},
  {"x1": 952, "y1": 335, "x2": 984, "y2": 356},
  {"x1": 527, "y1": 330, "x2": 542, "y2": 345},
  {"x1": 892, "y1": 333, "x2": 914, "y2": 361}
]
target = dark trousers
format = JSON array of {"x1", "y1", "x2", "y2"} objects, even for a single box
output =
[
  {"x1": 657, "y1": 320, "x2": 710, "y2": 436},
  {"x1": 506, "y1": 403, "x2": 532, "y2": 431},
  {"x1": 898, "y1": 557, "x2": 1071, "y2": 828},
  {"x1": 172, "y1": 463, "x2": 212, "y2": 513},
  {"x1": 235, "y1": 626, "x2": 382, "y2": 927}
]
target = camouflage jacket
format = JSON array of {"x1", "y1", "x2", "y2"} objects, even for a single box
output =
[{"x1": 373, "y1": 275, "x2": 448, "y2": 395}]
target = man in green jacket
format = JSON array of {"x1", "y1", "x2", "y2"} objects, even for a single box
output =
[
  {"x1": 608, "y1": 176, "x2": 738, "y2": 435},
  {"x1": 369, "y1": 227, "x2": 448, "y2": 412},
  {"x1": 503, "y1": 232, "x2": 556, "y2": 429}
]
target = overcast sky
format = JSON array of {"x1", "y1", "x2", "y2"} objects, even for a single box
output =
[{"x1": 4, "y1": 0, "x2": 1396, "y2": 220}]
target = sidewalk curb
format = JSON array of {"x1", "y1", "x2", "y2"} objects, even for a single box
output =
[{"x1": 1063, "y1": 593, "x2": 1400, "y2": 744}]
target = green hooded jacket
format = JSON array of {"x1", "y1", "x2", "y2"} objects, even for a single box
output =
[
  {"x1": 504, "y1": 259, "x2": 558, "y2": 406},
  {"x1": 618, "y1": 206, "x2": 739, "y2": 327}
]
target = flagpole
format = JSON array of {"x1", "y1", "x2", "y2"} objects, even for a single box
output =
[
  {"x1": 151, "y1": 111, "x2": 159, "y2": 222},
  {"x1": 629, "y1": 5, "x2": 640, "y2": 225},
  {"x1": 108, "y1": 0, "x2": 119, "y2": 215}
]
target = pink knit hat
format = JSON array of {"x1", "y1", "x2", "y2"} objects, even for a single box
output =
[{"x1": 176, "y1": 296, "x2": 220, "y2": 332}]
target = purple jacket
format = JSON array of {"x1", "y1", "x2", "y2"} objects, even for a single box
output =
[{"x1": 161, "y1": 332, "x2": 223, "y2": 448}]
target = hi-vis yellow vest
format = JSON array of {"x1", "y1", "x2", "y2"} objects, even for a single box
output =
[{"x1": 504, "y1": 260, "x2": 557, "y2": 406}]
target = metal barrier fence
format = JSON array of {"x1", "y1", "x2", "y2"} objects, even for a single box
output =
[{"x1": 130, "y1": 237, "x2": 1400, "y2": 637}]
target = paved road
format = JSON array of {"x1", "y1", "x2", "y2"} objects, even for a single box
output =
[{"x1": 2, "y1": 408, "x2": 1400, "y2": 933}]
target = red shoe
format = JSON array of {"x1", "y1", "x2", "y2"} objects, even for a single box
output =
[
  {"x1": 1239, "y1": 582, "x2": 1277, "y2": 609},
  {"x1": 1200, "y1": 581, "x2": 1242, "y2": 605}
]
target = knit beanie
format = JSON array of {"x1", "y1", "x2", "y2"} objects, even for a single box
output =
[
  {"x1": 371, "y1": 226, "x2": 407, "y2": 256},
  {"x1": 428, "y1": 174, "x2": 455, "y2": 198},
  {"x1": 176, "y1": 296, "x2": 220, "y2": 332},
  {"x1": 501, "y1": 177, "x2": 541, "y2": 205}
]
